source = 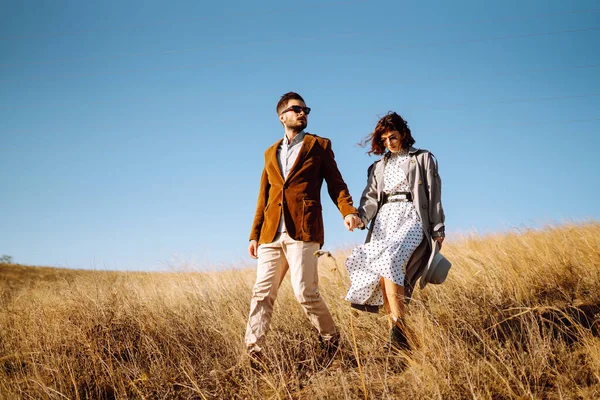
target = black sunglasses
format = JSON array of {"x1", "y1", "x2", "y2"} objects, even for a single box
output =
[{"x1": 281, "y1": 105, "x2": 311, "y2": 115}]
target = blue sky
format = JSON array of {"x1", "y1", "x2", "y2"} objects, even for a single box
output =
[{"x1": 1, "y1": 1, "x2": 598, "y2": 271}]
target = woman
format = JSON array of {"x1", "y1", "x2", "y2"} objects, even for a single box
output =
[{"x1": 345, "y1": 111, "x2": 445, "y2": 350}]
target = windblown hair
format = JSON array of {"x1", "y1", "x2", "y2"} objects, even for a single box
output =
[
  {"x1": 276, "y1": 92, "x2": 306, "y2": 114},
  {"x1": 362, "y1": 111, "x2": 415, "y2": 156}
]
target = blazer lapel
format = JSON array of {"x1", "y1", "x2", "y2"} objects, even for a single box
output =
[
  {"x1": 267, "y1": 139, "x2": 285, "y2": 183},
  {"x1": 405, "y1": 146, "x2": 419, "y2": 187},
  {"x1": 285, "y1": 133, "x2": 316, "y2": 182},
  {"x1": 374, "y1": 158, "x2": 385, "y2": 201}
]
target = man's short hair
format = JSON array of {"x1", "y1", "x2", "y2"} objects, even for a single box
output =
[{"x1": 276, "y1": 92, "x2": 305, "y2": 114}]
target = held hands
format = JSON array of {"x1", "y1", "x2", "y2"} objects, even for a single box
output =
[{"x1": 344, "y1": 214, "x2": 363, "y2": 232}]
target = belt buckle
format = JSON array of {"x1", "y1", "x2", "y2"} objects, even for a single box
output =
[{"x1": 388, "y1": 193, "x2": 409, "y2": 203}]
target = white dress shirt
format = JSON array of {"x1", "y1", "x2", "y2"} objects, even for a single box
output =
[
  {"x1": 277, "y1": 130, "x2": 305, "y2": 180},
  {"x1": 276, "y1": 131, "x2": 306, "y2": 232}
]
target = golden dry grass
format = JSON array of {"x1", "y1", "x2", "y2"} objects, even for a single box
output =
[{"x1": 1, "y1": 222, "x2": 600, "y2": 399}]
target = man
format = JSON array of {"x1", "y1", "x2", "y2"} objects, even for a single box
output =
[{"x1": 245, "y1": 92, "x2": 361, "y2": 358}]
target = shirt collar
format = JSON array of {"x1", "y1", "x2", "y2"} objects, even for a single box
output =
[
  {"x1": 284, "y1": 130, "x2": 305, "y2": 146},
  {"x1": 385, "y1": 146, "x2": 419, "y2": 159}
]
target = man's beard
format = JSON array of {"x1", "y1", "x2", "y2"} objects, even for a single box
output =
[{"x1": 286, "y1": 119, "x2": 307, "y2": 133}]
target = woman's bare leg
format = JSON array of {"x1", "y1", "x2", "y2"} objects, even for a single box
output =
[
  {"x1": 382, "y1": 277, "x2": 405, "y2": 323},
  {"x1": 380, "y1": 277, "x2": 393, "y2": 329},
  {"x1": 380, "y1": 277, "x2": 391, "y2": 313},
  {"x1": 382, "y1": 278, "x2": 410, "y2": 350}
]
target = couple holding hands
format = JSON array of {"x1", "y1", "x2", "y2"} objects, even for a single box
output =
[{"x1": 245, "y1": 92, "x2": 445, "y2": 359}]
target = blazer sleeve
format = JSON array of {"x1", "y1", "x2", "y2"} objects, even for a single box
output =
[
  {"x1": 424, "y1": 152, "x2": 445, "y2": 237},
  {"x1": 358, "y1": 162, "x2": 379, "y2": 228},
  {"x1": 321, "y1": 139, "x2": 358, "y2": 217},
  {"x1": 249, "y1": 166, "x2": 270, "y2": 241}
]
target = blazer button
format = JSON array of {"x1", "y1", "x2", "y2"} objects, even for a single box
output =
[
  {"x1": 422, "y1": 204, "x2": 427, "y2": 209},
  {"x1": 411, "y1": 160, "x2": 416, "y2": 164},
  {"x1": 418, "y1": 180, "x2": 422, "y2": 185},
  {"x1": 278, "y1": 203, "x2": 282, "y2": 206}
]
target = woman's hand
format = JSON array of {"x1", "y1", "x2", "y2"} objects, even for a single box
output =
[{"x1": 344, "y1": 214, "x2": 362, "y2": 231}]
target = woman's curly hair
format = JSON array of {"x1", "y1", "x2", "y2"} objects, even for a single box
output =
[{"x1": 361, "y1": 111, "x2": 415, "y2": 156}]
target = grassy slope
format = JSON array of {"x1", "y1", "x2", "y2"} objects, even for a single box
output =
[{"x1": 1, "y1": 222, "x2": 600, "y2": 399}]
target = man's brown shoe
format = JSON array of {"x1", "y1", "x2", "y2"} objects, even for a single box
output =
[{"x1": 247, "y1": 349, "x2": 267, "y2": 371}]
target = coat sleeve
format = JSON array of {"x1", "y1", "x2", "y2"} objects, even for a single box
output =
[
  {"x1": 358, "y1": 162, "x2": 379, "y2": 228},
  {"x1": 321, "y1": 139, "x2": 358, "y2": 218},
  {"x1": 249, "y1": 165, "x2": 270, "y2": 242},
  {"x1": 424, "y1": 152, "x2": 445, "y2": 237}
]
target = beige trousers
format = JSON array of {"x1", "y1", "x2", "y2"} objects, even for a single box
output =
[{"x1": 245, "y1": 232, "x2": 337, "y2": 353}]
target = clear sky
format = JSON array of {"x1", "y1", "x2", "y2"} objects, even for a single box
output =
[{"x1": 1, "y1": 1, "x2": 599, "y2": 271}]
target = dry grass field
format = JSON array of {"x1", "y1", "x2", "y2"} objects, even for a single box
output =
[{"x1": 1, "y1": 222, "x2": 600, "y2": 399}]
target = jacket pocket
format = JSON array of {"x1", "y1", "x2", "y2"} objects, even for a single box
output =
[{"x1": 302, "y1": 199, "x2": 322, "y2": 235}]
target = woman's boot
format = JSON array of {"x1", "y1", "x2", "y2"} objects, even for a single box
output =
[{"x1": 386, "y1": 319, "x2": 410, "y2": 351}]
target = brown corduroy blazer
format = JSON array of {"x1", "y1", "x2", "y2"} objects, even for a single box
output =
[{"x1": 249, "y1": 133, "x2": 358, "y2": 245}]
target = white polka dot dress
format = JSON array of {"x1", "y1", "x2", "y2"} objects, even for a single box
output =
[{"x1": 345, "y1": 150, "x2": 424, "y2": 306}]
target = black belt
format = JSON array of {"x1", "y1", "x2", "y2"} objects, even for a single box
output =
[{"x1": 382, "y1": 191, "x2": 412, "y2": 204}]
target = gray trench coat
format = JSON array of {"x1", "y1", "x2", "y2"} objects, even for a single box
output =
[{"x1": 357, "y1": 146, "x2": 445, "y2": 300}]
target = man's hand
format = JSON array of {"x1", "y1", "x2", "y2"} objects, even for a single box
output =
[
  {"x1": 248, "y1": 240, "x2": 259, "y2": 259},
  {"x1": 434, "y1": 236, "x2": 444, "y2": 250},
  {"x1": 344, "y1": 214, "x2": 362, "y2": 231}
]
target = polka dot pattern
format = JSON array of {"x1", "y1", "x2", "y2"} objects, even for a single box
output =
[{"x1": 345, "y1": 150, "x2": 424, "y2": 306}]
